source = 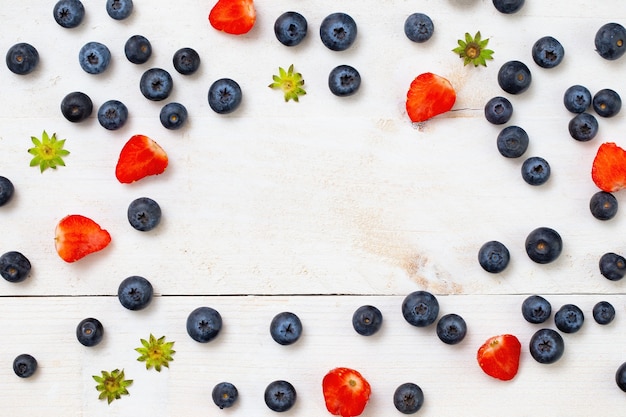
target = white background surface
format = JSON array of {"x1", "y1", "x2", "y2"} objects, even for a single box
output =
[{"x1": 0, "y1": 0, "x2": 625, "y2": 416}]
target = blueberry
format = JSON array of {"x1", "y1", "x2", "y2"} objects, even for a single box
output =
[
  {"x1": 140, "y1": 68, "x2": 173, "y2": 101},
  {"x1": 172, "y1": 47, "x2": 200, "y2": 75},
  {"x1": 13, "y1": 354, "x2": 37, "y2": 378},
  {"x1": 554, "y1": 304, "x2": 584, "y2": 333},
  {"x1": 484, "y1": 96, "x2": 513, "y2": 125},
  {"x1": 568, "y1": 113, "x2": 598, "y2": 142},
  {"x1": 525, "y1": 227, "x2": 562, "y2": 264},
  {"x1": 593, "y1": 301, "x2": 616, "y2": 325},
  {"x1": 529, "y1": 328, "x2": 564, "y2": 364},
  {"x1": 97, "y1": 99, "x2": 128, "y2": 130},
  {"x1": 563, "y1": 85, "x2": 592, "y2": 113},
  {"x1": 531, "y1": 36, "x2": 564, "y2": 68},
  {"x1": 0, "y1": 176, "x2": 15, "y2": 207},
  {"x1": 352, "y1": 305, "x2": 383, "y2": 336},
  {"x1": 160, "y1": 102, "x2": 188, "y2": 130},
  {"x1": 521, "y1": 295, "x2": 552, "y2": 324},
  {"x1": 589, "y1": 191, "x2": 618, "y2": 221},
  {"x1": 208, "y1": 78, "x2": 242, "y2": 114},
  {"x1": 593, "y1": 88, "x2": 622, "y2": 117},
  {"x1": 269, "y1": 311, "x2": 303, "y2": 345},
  {"x1": 521, "y1": 156, "x2": 550, "y2": 186},
  {"x1": 78, "y1": 42, "x2": 110, "y2": 75},
  {"x1": 106, "y1": 0, "x2": 133, "y2": 20},
  {"x1": 616, "y1": 362, "x2": 626, "y2": 392},
  {"x1": 328, "y1": 65, "x2": 361, "y2": 97},
  {"x1": 212, "y1": 382, "x2": 238, "y2": 409},
  {"x1": 497, "y1": 60, "x2": 531, "y2": 95},
  {"x1": 393, "y1": 382, "x2": 424, "y2": 414},
  {"x1": 595, "y1": 22, "x2": 626, "y2": 60},
  {"x1": 186, "y1": 306, "x2": 222, "y2": 343},
  {"x1": 478, "y1": 240, "x2": 510, "y2": 273},
  {"x1": 599, "y1": 252, "x2": 626, "y2": 281},
  {"x1": 274, "y1": 11, "x2": 308, "y2": 47},
  {"x1": 436, "y1": 313, "x2": 467, "y2": 345},
  {"x1": 402, "y1": 290, "x2": 439, "y2": 327},
  {"x1": 0, "y1": 251, "x2": 31, "y2": 283},
  {"x1": 127, "y1": 197, "x2": 161, "y2": 231},
  {"x1": 76, "y1": 317, "x2": 104, "y2": 347},
  {"x1": 492, "y1": 0, "x2": 525, "y2": 14},
  {"x1": 404, "y1": 13, "x2": 434, "y2": 43},
  {"x1": 497, "y1": 125, "x2": 529, "y2": 158},
  {"x1": 117, "y1": 276, "x2": 153, "y2": 311},
  {"x1": 6, "y1": 43, "x2": 39, "y2": 75},
  {"x1": 264, "y1": 380, "x2": 296, "y2": 412},
  {"x1": 124, "y1": 34, "x2": 152, "y2": 64},
  {"x1": 53, "y1": 0, "x2": 85, "y2": 28},
  {"x1": 60, "y1": 91, "x2": 93, "y2": 123},
  {"x1": 319, "y1": 12, "x2": 357, "y2": 51}
]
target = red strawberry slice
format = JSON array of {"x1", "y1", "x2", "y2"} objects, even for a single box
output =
[
  {"x1": 322, "y1": 367, "x2": 371, "y2": 417},
  {"x1": 477, "y1": 334, "x2": 521, "y2": 381},
  {"x1": 55, "y1": 215, "x2": 111, "y2": 263},
  {"x1": 592, "y1": 142, "x2": 626, "y2": 192},
  {"x1": 209, "y1": 0, "x2": 256, "y2": 35},
  {"x1": 406, "y1": 72, "x2": 456, "y2": 123},
  {"x1": 115, "y1": 135, "x2": 168, "y2": 184}
]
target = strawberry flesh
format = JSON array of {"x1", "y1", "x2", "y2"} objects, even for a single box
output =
[
  {"x1": 477, "y1": 334, "x2": 521, "y2": 381},
  {"x1": 209, "y1": 0, "x2": 256, "y2": 35},
  {"x1": 322, "y1": 367, "x2": 371, "y2": 417},
  {"x1": 55, "y1": 215, "x2": 111, "y2": 263},
  {"x1": 115, "y1": 135, "x2": 168, "y2": 184},
  {"x1": 592, "y1": 142, "x2": 626, "y2": 192},
  {"x1": 406, "y1": 72, "x2": 456, "y2": 123}
]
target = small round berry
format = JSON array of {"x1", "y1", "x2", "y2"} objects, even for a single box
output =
[
  {"x1": 593, "y1": 301, "x2": 616, "y2": 325},
  {"x1": 328, "y1": 65, "x2": 361, "y2": 97},
  {"x1": 186, "y1": 306, "x2": 222, "y2": 343},
  {"x1": 13, "y1": 354, "x2": 37, "y2": 378},
  {"x1": 529, "y1": 328, "x2": 564, "y2": 364},
  {"x1": 493, "y1": 0, "x2": 525, "y2": 14},
  {"x1": 554, "y1": 304, "x2": 584, "y2": 334},
  {"x1": 393, "y1": 382, "x2": 424, "y2": 414},
  {"x1": 436, "y1": 313, "x2": 467, "y2": 345},
  {"x1": 61, "y1": 91, "x2": 93, "y2": 123},
  {"x1": 160, "y1": 102, "x2": 188, "y2": 130},
  {"x1": 6, "y1": 43, "x2": 39, "y2": 75},
  {"x1": 124, "y1": 34, "x2": 152, "y2": 64},
  {"x1": 404, "y1": 13, "x2": 434, "y2": 43},
  {"x1": 0, "y1": 251, "x2": 31, "y2": 283},
  {"x1": 568, "y1": 113, "x2": 598, "y2": 142},
  {"x1": 521, "y1": 295, "x2": 552, "y2": 324},
  {"x1": 525, "y1": 227, "x2": 563, "y2": 264},
  {"x1": 478, "y1": 240, "x2": 510, "y2": 273},
  {"x1": 264, "y1": 380, "x2": 297, "y2": 412},
  {"x1": 127, "y1": 197, "x2": 161, "y2": 232},
  {"x1": 172, "y1": 47, "x2": 200, "y2": 75},
  {"x1": 521, "y1": 156, "x2": 550, "y2": 186},
  {"x1": 106, "y1": 0, "x2": 133, "y2": 20},
  {"x1": 401, "y1": 290, "x2": 439, "y2": 327},
  {"x1": 212, "y1": 382, "x2": 238, "y2": 409},
  {"x1": 140, "y1": 68, "x2": 173, "y2": 101},
  {"x1": 593, "y1": 88, "x2": 622, "y2": 118},
  {"x1": 599, "y1": 252, "x2": 626, "y2": 281},
  {"x1": 497, "y1": 60, "x2": 532, "y2": 95},
  {"x1": 208, "y1": 78, "x2": 242, "y2": 114},
  {"x1": 595, "y1": 22, "x2": 626, "y2": 61},
  {"x1": 484, "y1": 96, "x2": 513, "y2": 125},
  {"x1": 117, "y1": 275, "x2": 153, "y2": 311},
  {"x1": 0, "y1": 176, "x2": 15, "y2": 207},
  {"x1": 274, "y1": 11, "x2": 308, "y2": 47},
  {"x1": 589, "y1": 191, "x2": 618, "y2": 221},
  {"x1": 563, "y1": 85, "x2": 592, "y2": 113},
  {"x1": 352, "y1": 305, "x2": 383, "y2": 336},
  {"x1": 497, "y1": 125, "x2": 529, "y2": 158},
  {"x1": 53, "y1": 0, "x2": 85, "y2": 28},
  {"x1": 531, "y1": 36, "x2": 564, "y2": 68},
  {"x1": 616, "y1": 362, "x2": 626, "y2": 392},
  {"x1": 97, "y1": 100, "x2": 128, "y2": 131},
  {"x1": 76, "y1": 317, "x2": 104, "y2": 347},
  {"x1": 78, "y1": 41, "x2": 110, "y2": 75},
  {"x1": 269, "y1": 311, "x2": 303, "y2": 345},
  {"x1": 319, "y1": 12, "x2": 357, "y2": 51}
]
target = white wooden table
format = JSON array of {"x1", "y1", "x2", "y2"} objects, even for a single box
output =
[{"x1": 1, "y1": 1, "x2": 625, "y2": 415}]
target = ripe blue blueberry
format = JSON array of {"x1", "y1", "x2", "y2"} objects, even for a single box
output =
[
  {"x1": 563, "y1": 85, "x2": 591, "y2": 113},
  {"x1": 589, "y1": 191, "x2": 618, "y2": 221},
  {"x1": 106, "y1": 0, "x2": 133, "y2": 20},
  {"x1": 53, "y1": 0, "x2": 85, "y2": 28},
  {"x1": 492, "y1": 0, "x2": 525, "y2": 14},
  {"x1": 61, "y1": 91, "x2": 93, "y2": 123},
  {"x1": 127, "y1": 197, "x2": 161, "y2": 232},
  {"x1": 97, "y1": 99, "x2": 128, "y2": 130},
  {"x1": 270, "y1": 311, "x2": 303, "y2": 345},
  {"x1": 531, "y1": 36, "x2": 564, "y2": 68},
  {"x1": 0, "y1": 251, "x2": 31, "y2": 283},
  {"x1": 352, "y1": 305, "x2": 383, "y2": 336},
  {"x1": 497, "y1": 60, "x2": 531, "y2": 95},
  {"x1": 274, "y1": 11, "x2": 308, "y2": 47},
  {"x1": 568, "y1": 113, "x2": 598, "y2": 142},
  {"x1": 554, "y1": 304, "x2": 584, "y2": 333},
  {"x1": 595, "y1": 22, "x2": 626, "y2": 60},
  {"x1": 328, "y1": 65, "x2": 361, "y2": 97},
  {"x1": 402, "y1": 290, "x2": 439, "y2": 327},
  {"x1": 117, "y1": 276, "x2": 153, "y2": 311},
  {"x1": 521, "y1": 156, "x2": 550, "y2": 186},
  {"x1": 616, "y1": 362, "x2": 626, "y2": 392},
  {"x1": 478, "y1": 240, "x2": 510, "y2": 273},
  {"x1": 521, "y1": 295, "x2": 552, "y2": 324},
  {"x1": 599, "y1": 252, "x2": 626, "y2": 281},
  {"x1": 212, "y1": 382, "x2": 238, "y2": 409},
  {"x1": 497, "y1": 125, "x2": 529, "y2": 158},
  {"x1": 436, "y1": 313, "x2": 467, "y2": 345},
  {"x1": 186, "y1": 306, "x2": 222, "y2": 343},
  {"x1": 320, "y1": 12, "x2": 357, "y2": 51},
  {"x1": 208, "y1": 78, "x2": 242, "y2": 114},
  {"x1": 140, "y1": 68, "x2": 173, "y2": 101},
  {"x1": 78, "y1": 42, "x2": 110, "y2": 74},
  {"x1": 76, "y1": 317, "x2": 104, "y2": 347},
  {"x1": 124, "y1": 34, "x2": 152, "y2": 64},
  {"x1": 592, "y1": 88, "x2": 621, "y2": 118},
  {"x1": 160, "y1": 102, "x2": 188, "y2": 130},
  {"x1": 0, "y1": 176, "x2": 15, "y2": 207},
  {"x1": 525, "y1": 227, "x2": 562, "y2": 264},
  {"x1": 393, "y1": 382, "x2": 424, "y2": 414},
  {"x1": 529, "y1": 328, "x2": 564, "y2": 364},
  {"x1": 593, "y1": 301, "x2": 615, "y2": 325},
  {"x1": 173, "y1": 47, "x2": 200, "y2": 75},
  {"x1": 6, "y1": 43, "x2": 39, "y2": 75},
  {"x1": 404, "y1": 13, "x2": 434, "y2": 43},
  {"x1": 484, "y1": 96, "x2": 513, "y2": 125},
  {"x1": 13, "y1": 354, "x2": 37, "y2": 378},
  {"x1": 264, "y1": 380, "x2": 297, "y2": 412}
]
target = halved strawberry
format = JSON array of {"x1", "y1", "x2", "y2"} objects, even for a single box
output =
[
  {"x1": 322, "y1": 367, "x2": 371, "y2": 417},
  {"x1": 115, "y1": 135, "x2": 168, "y2": 184},
  {"x1": 209, "y1": 0, "x2": 256, "y2": 35},
  {"x1": 591, "y1": 142, "x2": 626, "y2": 192},
  {"x1": 406, "y1": 72, "x2": 456, "y2": 123},
  {"x1": 55, "y1": 215, "x2": 111, "y2": 263},
  {"x1": 477, "y1": 334, "x2": 521, "y2": 381}
]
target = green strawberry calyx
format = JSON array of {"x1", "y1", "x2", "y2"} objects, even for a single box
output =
[
  {"x1": 27, "y1": 130, "x2": 70, "y2": 173},
  {"x1": 135, "y1": 334, "x2": 175, "y2": 372},
  {"x1": 93, "y1": 369, "x2": 133, "y2": 404},
  {"x1": 452, "y1": 31, "x2": 494, "y2": 67},
  {"x1": 269, "y1": 64, "x2": 306, "y2": 102}
]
